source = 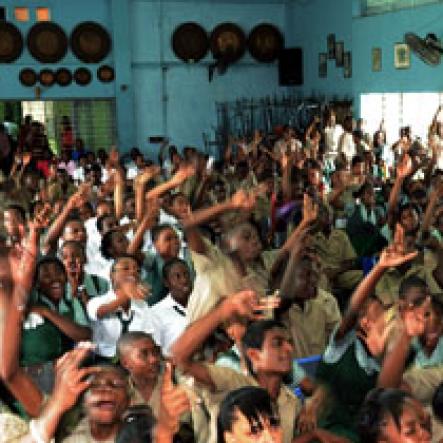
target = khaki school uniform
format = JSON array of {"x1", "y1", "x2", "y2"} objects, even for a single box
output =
[
  {"x1": 375, "y1": 256, "x2": 442, "y2": 306},
  {"x1": 62, "y1": 417, "x2": 115, "y2": 443},
  {"x1": 129, "y1": 374, "x2": 162, "y2": 416},
  {"x1": 312, "y1": 229, "x2": 363, "y2": 291},
  {"x1": 403, "y1": 366, "x2": 443, "y2": 404},
  {"x1": 186, "y1": 239, "x2": 271, "y2": 322},
  {"x1": 281, "y1": 289, "x2": 342, "y2": 359},
  {"x1": 192, "y1": 364, "x2": 301, "y2": 443}
]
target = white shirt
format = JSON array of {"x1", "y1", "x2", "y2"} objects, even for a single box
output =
[
  {"x1": 324, "y1": 124, "x2": 344, "y2": 154},
  {"x1": 87, "y1": 289, "x2": 154, "y2": 357},
  {"x1": 150, "y1": 294, "x2": 189, "y2": 356},
  {"x1": 339, "y1": 132, "x2": 356, "y2": 161}
]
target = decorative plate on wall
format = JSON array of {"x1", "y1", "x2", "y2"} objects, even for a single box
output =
[
  {"x1": 39, "y1": 69, "x2": 56, "y2": 86},
  {"x1": 247, "y1": 23, "x2": 283, "y2": 63},
  {"x1": 19, "y1": 68, "x2": 37, "y2": 86},
  {"x1": 97, "y1": 65, "x2": 115, "y2": 82},
  {"x1": 27, "y1": 22, "x2": 68, "y2": 63},
  {"x1": 70, "y1": 21, "x2": 111, "y2": 63},
  {"x1": 0, "y1": 22, "x2": 23, "y2": 63},
  {"x1": 55, "y1": 68, "x2": 72, "y2": 86},
  {"x1": 74, "y1": 67, "x2": 92, "y2": 85},
  {"x1": 210, "y1": 23, "x2": 246, "y2": 63},
  {"x1": 172, "y1": 22, "x2": 209, "y2": 63}
]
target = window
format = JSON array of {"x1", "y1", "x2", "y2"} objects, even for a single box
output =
[
  {"x1": 36, "y1": 7, "x2": 50, "y2": 21},
  {"x1": 360, "y1": 92, "x2": 443, "y2": 144},
  {"x1": 363, "y1": 0, "x2": 443, "y2": 15},
  {"x1": 14, "y1": 7, "x2": 29, "y2": 22}
]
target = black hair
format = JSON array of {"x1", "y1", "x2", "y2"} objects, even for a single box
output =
[
  {"x1": 111, "y1": 254, "x2": 141, "y2": 273},
  {"x1": 433, "y1": 382, "x2": 443, "y2": 422},
  {"x1": 101, "y1": 229, "x2": 118, "y2": 260},
  {"x1": 151, "y1": 224, "x2": 175, "y2": 244},
  {"x1": 398, "y1": 276, "x2": 428, "y2": 300},
  {"x1": 353, "y1": 181, "x2": 374, "y2": 199},
  {"x1": 117, "y1": 331, "x2": 157, "y2": 361},
  {"x1": 351, "y1": 154, "x2": 364, "y2": 167},
  {"x1": 241, "y1": 320, "x2": 285, "y2": 375},
  {"x1": 97, "y1": 213, "x2": 116, "y2": 234},
  {"x1": 162, "y1": 257, "x2": 189, "y2": 281},
  {"x1": 358, "y1": 388, "x2": 411, "y2": 443},
  {"x1": 60, "y1": 240, "x2": 86, "y2": 260},
  {"x1": 170, "y1": 192, "x2": 188, "y2": 205},
  {"x1": 116, "y1": 406, "x2": 155, "y2": 443},
  {"x1": 217, "y1": 386, "x2": 275, "y2": 443},
  {"x1": 5, "y1": 204, "x2": 27, "y2": 222}
]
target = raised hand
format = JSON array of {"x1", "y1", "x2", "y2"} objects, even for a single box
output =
[
  {"x1": 378, "y1": 224, "x2": 418, "y2": 269},
  {"x1": 52, "y1": 343, "x2": 100, "y2": 412},
  {"x1": 172, "y1": 163, "x2": 196, "y2": 184},
  {"x1": 157, "y1": 362, "x2": 190, "y2": 437},
  {"x1": 302, "y1": 193, "x2": 318, "y2": 225},
  {"x1": 396, "y1": 154, "x2": 413, "y2": 179},
  {"x1": 22, "y1": 152, "x2": 32, "y2": 166},
  {"x1": 117, "y1": 277, "x2": 150, "y2": 301},
  {"x1": 135, "y1": 165, "x2": 161, "y2": 186},
  {"x1": 230, "y1": 189, "x2": 256, "y2": 211}
]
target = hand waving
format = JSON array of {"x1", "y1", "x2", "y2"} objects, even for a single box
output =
[
  {"x1": 378, "y1": 224, "x2": 418, "y2": 269},
  {"x1": 396, "y1": 154, "x2": 413, "y2": 179},
  {"x1": 302, "y1": 193, "x2": 319, "y2": 225}
]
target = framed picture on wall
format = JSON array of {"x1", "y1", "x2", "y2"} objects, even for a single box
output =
[
  {"x1": 372, "y1": 47, "x2": 382, "y2": 71},
  {"x1": 327, "y1": 34, "x2": 336, "y2": 59},
  {"x1": 335, "y1": 42, "x2": 344, "y2": 67},
  {"x1": 394, "y1": 43, "x2": 410, "y2": 69},
  {"x1": 343, "y1": 51, "x2": 352, "y2": 78},
  {"x1": 319, "y1": 52, "x2": 327, "y2": 77}
]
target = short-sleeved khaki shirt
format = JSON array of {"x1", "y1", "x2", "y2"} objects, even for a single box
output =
[
  {"x1": 281, "y1": 289, "x2": 342, "y2": 359},
  {"x1": 193, "y1": 364, "x2": 301, "y2": 443}
]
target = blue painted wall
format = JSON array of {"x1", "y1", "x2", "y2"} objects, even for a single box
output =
[
  {"x1": 288, "y1": 0, "x2": 354, "y2": 99},
  {"x1": 0, "y1": 0, "x2": 114, "y2": 100},
  {"x1": 130, "y1": 0, "x2": 287, "y2": 159},
  {"x1": 288, "y1": 0, "x2": 443, "y2": 114}
]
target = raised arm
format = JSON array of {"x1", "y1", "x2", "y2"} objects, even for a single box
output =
[
  {"x1": 182, "y1": 189, "x2": 255, "y2": 254},
  {"x1": 127, "y1": 199, "x2": 159, "y2": 254},
  {"x1": 1, "y1": 213, "x2": 44, "y2": 417},
  {"x1": 377, "y1": 299, "x2": 429, "y2": 389},
  {"x1": 146, "y1": 163, "x2": 195, "y2": 201},
  {"x1": 336, "y1": 225, "x2": 418, "y2": 340},
  {"x1": 134, "y1": 165, "x2": 161, "y2": 222},
  {"x1": 42, "y1": 186, "x2": 88, "y2": 254},
  {"x1": 387, "y1": 154, "x2": 412, "y2": 228},
  {"x1": 171, "y1": 290, "x2": 261, "y2": 390}
]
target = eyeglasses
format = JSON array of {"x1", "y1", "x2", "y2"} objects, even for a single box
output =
[{"x1": 88, "y1": 377, "x2": 128, "y2": 390}]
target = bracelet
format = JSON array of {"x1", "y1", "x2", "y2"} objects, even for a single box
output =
[{"x1": 29, "y1": 419, "x2": 54, "y2": 443}]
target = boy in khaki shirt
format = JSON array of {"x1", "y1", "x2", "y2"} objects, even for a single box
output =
[{"x1": 172, "y1": 290, "x2": 342, "y2": 443}]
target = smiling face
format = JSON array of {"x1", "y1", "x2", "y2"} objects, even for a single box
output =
[
  {"x1": 109, "y1": 231, "x2": 130, "y2": 258},
  {"x1": 37, "y1": 261, "x2": 67, "y2": 302},
  {"x1": 84, "y1": 367, "x2": 129, "y2": 425},
  {"x1": 164, "y1": 261, "x2": 192, "y2": 306},
  {"x1": 247, "y1": 328, "x2": 293, "y2": 376},
  {"x1": 111, "y1": 257, "x2": 140, "y2": 288}
]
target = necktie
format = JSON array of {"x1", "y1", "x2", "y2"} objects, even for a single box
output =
[
  {"x1": 173, "y1": 305, "x2": 186, "y2": 317},
  {"x1": 116, "y1": 310, "x2": 134, "y2": 334}
]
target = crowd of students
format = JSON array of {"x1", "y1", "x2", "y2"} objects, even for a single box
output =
[{"x1": 2, "y1": 106, "x2": 443, "y2": 442}]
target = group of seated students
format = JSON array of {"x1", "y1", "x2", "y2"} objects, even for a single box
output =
[{"x1": 2, "y1": 106, "x2": 443, "y2": 443}]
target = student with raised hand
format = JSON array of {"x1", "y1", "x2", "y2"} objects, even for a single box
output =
[
  {"x1": 311, "y1": 225, "x2": 419, "y2": 442},
  {"x1": 171, "y1": 290, "x2": 348, "y2": 443},
  {"x1": 181, "y1": 190, "x2": 319, "y2": 323}
]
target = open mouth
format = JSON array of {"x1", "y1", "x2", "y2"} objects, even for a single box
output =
[{"x1": 93, "y1": 400, "x2": 116, "y2": 411}]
